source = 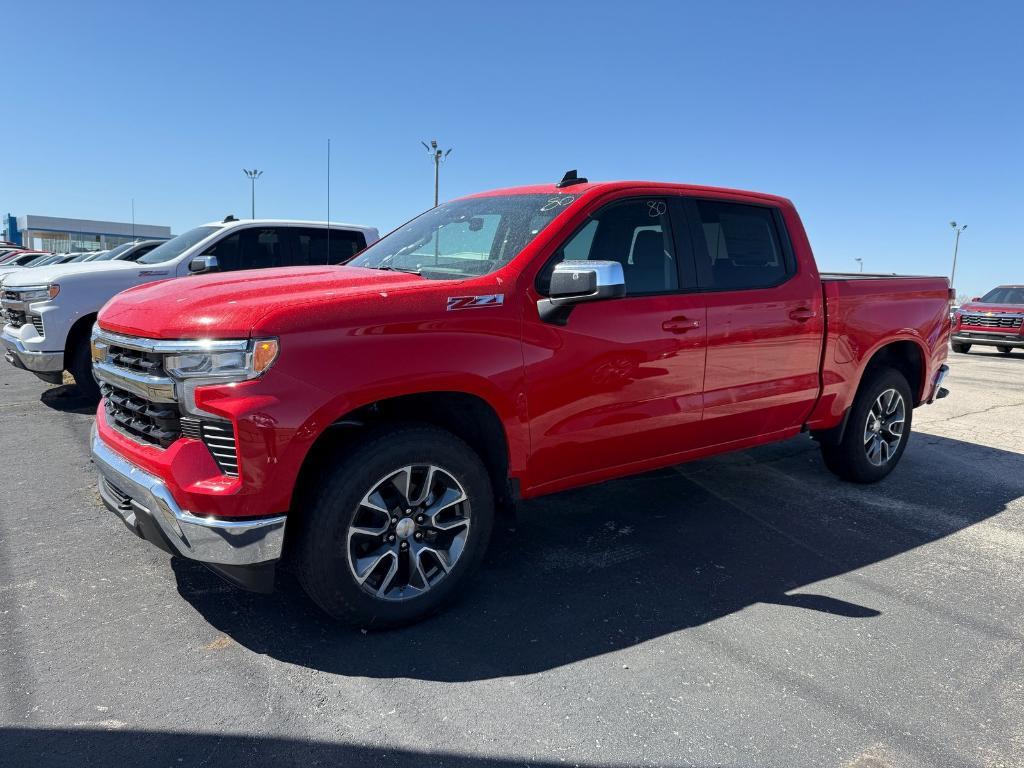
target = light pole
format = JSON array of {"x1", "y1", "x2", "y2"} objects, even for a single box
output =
[
  {"x1": 421, "y1": 140, "x2": 452, "y2": 207},
  {"x1": 949, "y1": 221, "x2": 967, "y2": 287},
  {"x1": 854, "y1": 257, "x2": 864, "y2": 273},
  {"x1": 243, "y1": 169, "x2": 263, "y2": 219}
]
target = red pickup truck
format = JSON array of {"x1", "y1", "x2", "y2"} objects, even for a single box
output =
[
  {"x1": 90, "y1": 176, "x2": 952, "y2": 627},
  {"x1": 951, "y1": 284, "x2": 1024, "y2": 355}
]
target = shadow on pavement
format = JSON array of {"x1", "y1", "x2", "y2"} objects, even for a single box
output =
[
  {"x1": 173, "y1": 432, "x2": 1022, "y2": 682},
  {"x1": 39, "y1": 384, "x2": 97, "y2": 415},
  {"x1": 4, "y1": 727, "x2": 713, "y2": 768}
]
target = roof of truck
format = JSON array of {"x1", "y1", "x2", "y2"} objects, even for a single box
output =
[
  {"x1": 463, "y1": 180, "x2": 792, "y2": 206},
  {"x1": 200, "y1": 218, "x2": 377, "y2": 234}
]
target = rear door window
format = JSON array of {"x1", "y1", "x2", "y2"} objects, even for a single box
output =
[
  {"x1": 691, "y1": 200, "x2": 792, "y2": 290},
  {"x1": 293, "y1": 228, "x2": 368, "y2": 266},
  {"x1": 215, "y1": 227, "x2": 293, "y2": 270}
]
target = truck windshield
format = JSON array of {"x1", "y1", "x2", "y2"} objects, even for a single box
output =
[
  {"x1": 137, "y1": 226, "x2": 219, "y2": 265},
  {"x1": 980, "y1": 286, "x2": 1024, "y2": 304},
  {"x1": 348, "y1": 193, "x2": 579, "y2": 279}
]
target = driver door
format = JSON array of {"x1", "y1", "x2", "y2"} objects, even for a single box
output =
[{"x1": 522, "y1": 196, "x2": 708, "y2": 491}]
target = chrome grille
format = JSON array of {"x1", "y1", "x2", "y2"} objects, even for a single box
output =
[
  {"x1": 94, "y1": 328, "x2": 242, "y2": 477},
  {"x1": 201, "y1": 422, "x2": 239, "y2": 477},
  {"x1": 180, "y1": 416, "x2": 238, "y2": 476},
  {"x1": 101, "y1": 382, "x2": 182, "y2": 448},
  {"x1": 180, "y1": 417, "x2": 203, "y2": 439},
  {"x1": 961, "y1": 314, "x2": 1023, "y2": 329},
  {"x1": 107, "y1": 343, "x2": 165, "y2": 375},
  {"x1": 2, "y1": 309, "x2": 26, "y2": 328}
]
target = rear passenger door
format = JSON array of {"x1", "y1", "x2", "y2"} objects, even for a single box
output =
[
  {"x1": 523, "y1": 196, "x2": 708, "y2": 489},
  {"x1": 684, "y1": 198, "x2": 823, "y2": 445}
]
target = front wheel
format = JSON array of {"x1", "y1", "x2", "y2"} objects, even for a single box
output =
[
  {"x1": 296, "y1": 424, "x2": 494, "y2": 628},
  {"x1": 68, "y1": 337, "x2": 101, "y2": 401},
  {"x1": 821, "y1": 368, "x2": 913, "y2": 484},
  {"x1": 951, "y1": 342, "x2": 971, "y2": 354}
]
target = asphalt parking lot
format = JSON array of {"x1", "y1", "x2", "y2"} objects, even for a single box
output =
[{"x1": 1, "y1": 349, "x2": 1022, "y2": 768}]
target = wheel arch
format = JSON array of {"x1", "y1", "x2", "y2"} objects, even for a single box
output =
[
  {"x1": 65, "y1": 312, "x2": 98, "y2": 362},
  {"x1": 813, "y1": 336, "x2": 927, "y2": 445},
  {"x1": 284, "y1": 387, "x2": 520, "y2": 558},
  {"x1": 860, "y1": 337, "x2": 928, "y2": 406}
]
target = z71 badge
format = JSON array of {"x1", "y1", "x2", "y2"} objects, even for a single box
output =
[{"x1": 447, "y1": 294, "x2": 504, "y2": 311}]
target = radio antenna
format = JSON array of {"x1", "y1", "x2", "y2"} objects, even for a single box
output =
[{"x1": 326, "y1": 138, "x2": 331, "y2": 257}]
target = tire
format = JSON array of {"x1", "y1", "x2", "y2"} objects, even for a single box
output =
[
  {"x1": 951, "y1": 342, "x2": 971, "y2": 354},
  {"x1": 67, "y1": 336, "x2": 100, "y2": 401},
  {"x1": 296, "y1": 424, "x2": 494, "y2": 628},
  {"x1": 821, "y1": 367, "x2": 914, "y2": 484},
  {"x1": 998, "y1": 346, "x2": 1013, "y2": 356}
]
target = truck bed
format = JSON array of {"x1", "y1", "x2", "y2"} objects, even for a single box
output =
[
  {"x1": 805, "y1": 272, "x2": 952, "y2": 430},
  {"x1": 820, "y1": 272, "x2": 947, "y2": 281}
]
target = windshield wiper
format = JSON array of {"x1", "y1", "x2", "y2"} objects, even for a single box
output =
[{"x1": 374, "y1": 264, "x2": 422, "y2": 275}]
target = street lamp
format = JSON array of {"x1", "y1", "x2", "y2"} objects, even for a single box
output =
[
  {"x1": 243, "y1": 169, "x2": 263, "y2": 219},
  {"x1": 949, "y1": 221, "x2": 967, "y2": 287},
  {"x1": 854, "y1": 257, "x2": 864, "y2": 273},
  {"x1": 421, "y1": 140, "x2": 452, "y2": 207}
]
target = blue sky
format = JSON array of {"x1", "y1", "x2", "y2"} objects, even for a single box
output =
[{"x1": 2, "y1": 0, "x2": 1020, "y2": 297}]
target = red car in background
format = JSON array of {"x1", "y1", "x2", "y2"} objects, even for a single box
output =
[{"x1": 952, "y1": 285, "x2": 1024, "y2": 355}]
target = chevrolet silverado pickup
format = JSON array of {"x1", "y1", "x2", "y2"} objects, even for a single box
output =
[
  {"x1": 1, "y1": 218, "x2": 379, "y2": 397},
  {"x1": 89, "y1": 176, "x2": 952, "y2": 627},
  {"x1": 951, "y1": 285, "x2": 1024, "y2": 355}
]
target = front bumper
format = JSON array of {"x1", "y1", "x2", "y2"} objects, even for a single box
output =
[
  {"x1": 1, "y1": 328, "x2": 63, "y2": 374},
  {"x1": 91, "y1": 425, "x2": 286, "y2": 568},
  {"x1": 952, "y1": 332, "x2": 1022, "y2": 348}
]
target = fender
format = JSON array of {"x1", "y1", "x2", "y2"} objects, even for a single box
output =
[{"x1": 806, "y1": 331, "x2": 932, "y2": 431}]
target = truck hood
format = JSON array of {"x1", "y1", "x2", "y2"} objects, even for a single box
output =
[
  {"x1": 98, "y1": 265, "x2": 425, "y2": 338},
  {"x1": 0, "y1": 265, "x2": 29, "y2": 282},
  {"x1": 2, "y1": 259, "x2": 141, "y2": 287},
  {"x1": 959, "y1": 302, "x2": 1024, "y2": 315}
]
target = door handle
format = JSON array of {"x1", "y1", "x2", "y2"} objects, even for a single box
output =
[
  {"x1": 789, "y1": 307, "x2": 817, "y2": 322},
  {"x1": 662, "y1": 316, "x2": 701, "y2": 334}
]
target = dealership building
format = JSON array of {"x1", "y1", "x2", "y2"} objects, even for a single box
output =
[{"x1": 2, "y1": 214, "x2": 172, "y2": 252}]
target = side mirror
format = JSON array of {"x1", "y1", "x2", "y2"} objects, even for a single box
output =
[
  {"x1": 538, "y1": 260, "x2": 626, "y2": 325},
  {"x1": 188, "y1": 255, "x2": 219, "y2": 274}
]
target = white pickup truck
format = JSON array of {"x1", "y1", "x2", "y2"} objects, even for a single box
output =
[{"x1": 1, "y1": 217, "x2": 379, "y2": 397}]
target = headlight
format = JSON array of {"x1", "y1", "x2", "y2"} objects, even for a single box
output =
[
  {"x1": 18, "y1": 284, "x2": 60, "y2": 302},
  {"x1": 164, "y1": 338, "x2": 279, "y2": 381}
]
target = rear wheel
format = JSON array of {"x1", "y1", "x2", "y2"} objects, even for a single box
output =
[
  {"x1": 998, "y1": 346, "x2": 1013, "y2": 356},
  {"x1": 67, "y1": 337, "x2": 100, "y2": 401},
  {"x1": 951, "y1": 342, "x2": 971, "y2": 354},
  {"x1": 821, "y1": 367, "x2": 913, "y2": 484},
  {"x1": 296, "y1": 424, "x2": 494, "y2": 628}
]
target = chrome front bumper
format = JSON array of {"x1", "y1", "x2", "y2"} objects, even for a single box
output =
[
  {"x1": 1, "y1": 329, "x2": 63, "y2": 373},
  {"x1": 952, "y1": 333, "x2": 1022, "y2": 348},
  {"x1": 91, "y1": 426, "x2": 286, "y2": 566}
]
